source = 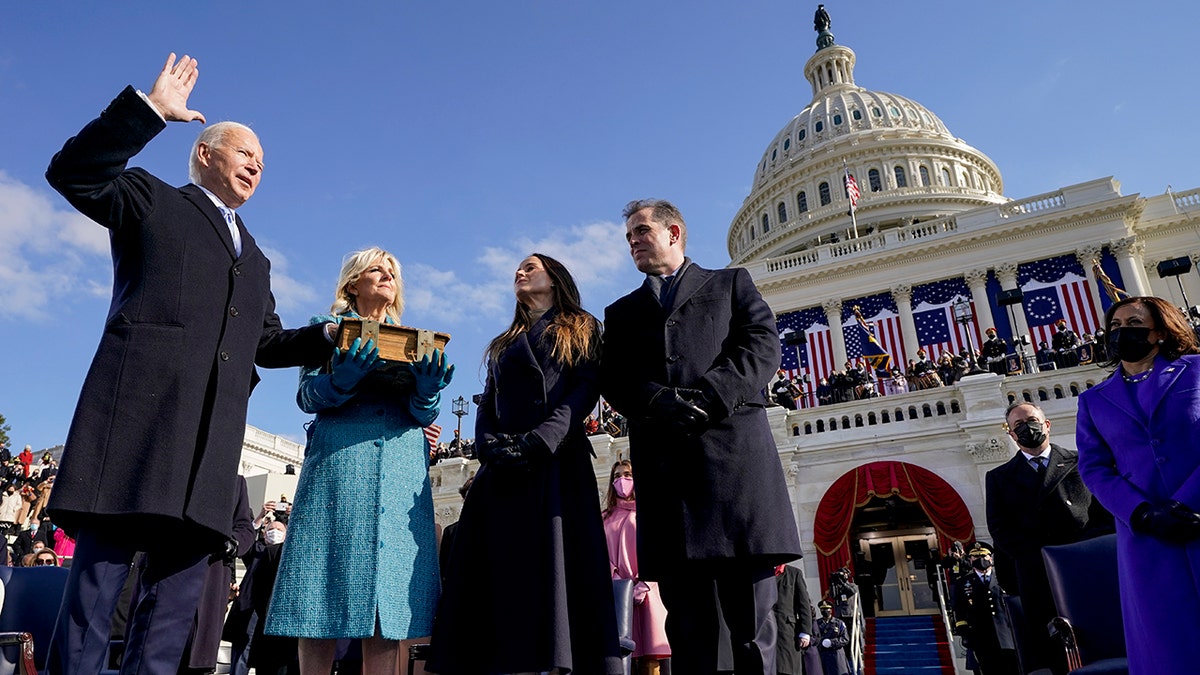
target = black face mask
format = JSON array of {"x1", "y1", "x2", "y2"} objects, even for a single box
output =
[
  {"x1": 1012, "y1": 419, "x2": 1047, "y2": 449},
  {"x1": 821, "y1": 609, "x2": 833, "y2": 618},
  {"x1": 1108, "y1": 327, "x2": 1156, "y2": 363},
  {"x1": 972, "y1": 557, "x2": 992, "y2": 572}
]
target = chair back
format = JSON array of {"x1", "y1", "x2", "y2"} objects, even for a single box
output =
[
  {"x1": 0, "y1": 565, "x2": 71, "y2": 673},
  {"x1": 1041, "y1": 534, "x2": 1125, "y2": 664}
]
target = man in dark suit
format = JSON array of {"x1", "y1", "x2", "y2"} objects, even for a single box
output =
[
  {"x1": 986, "y1": 402, "x2": 1112, "y2": 674},
  {"x1": 601, "y1": 199, "x2": 803, "y2": 674},
  {"x1": 44, "y1": 54, "x2": 333, "y2": 674}
]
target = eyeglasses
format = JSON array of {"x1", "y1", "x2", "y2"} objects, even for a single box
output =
[{"x1": 34, "y1": 558, "x2": 56, "y2": 566}]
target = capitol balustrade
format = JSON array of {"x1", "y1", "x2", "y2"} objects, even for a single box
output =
[
  {"x1": 776, "y1": 364, "x2": 1106, "y2": 444},
  {"x1": 747, "y1": 185, "x2": 1075, "y2": 280}
]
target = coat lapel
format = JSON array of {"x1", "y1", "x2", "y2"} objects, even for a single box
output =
[
  {"x1": 181, "y1": 184, "x2": 238, "y2": 259},
  {"x1": 1092, "y1": 373, "x2": 1145, "y2": 427},
  {"x1": 1040, "y1": 445, "x2": 1075, "y2": 497},
  {"x1": 666, "y1": 259, "x2": 712, "y2": 317},
  {"x1": 1146, "y1": 356, "x2": 1188, "y2": 420}
]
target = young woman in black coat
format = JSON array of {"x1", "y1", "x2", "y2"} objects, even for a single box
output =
[{"x1": 428, "y1": 254, "x2": 622, "y2": 675}]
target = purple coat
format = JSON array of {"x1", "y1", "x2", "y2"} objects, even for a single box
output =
[{"x1": 1076, "y1": 354, "x2": 1200, "y2": 675}]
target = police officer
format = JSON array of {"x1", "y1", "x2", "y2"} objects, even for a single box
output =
[{"x1": 953, "y1": 544, "x2": 1017, "y2": 675}]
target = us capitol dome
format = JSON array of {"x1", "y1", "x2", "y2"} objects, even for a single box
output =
[{"x1": 729, "y1": 16, "x2": 1008, "y2": 266}]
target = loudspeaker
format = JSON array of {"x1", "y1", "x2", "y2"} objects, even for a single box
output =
[
  {"x1": 996, "y1": 288, "x2": 1024, "y2": 306},
  {"x1": 1156, "y1": 257, "x2": 1193, "y2": 278},
  {"x1": 783, "y1": 331, "x2": 807, "y2": 346}
]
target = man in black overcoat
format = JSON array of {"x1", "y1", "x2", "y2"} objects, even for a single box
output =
[
  {"x1": 953, "y1": 544, "x2": 1017, "y2": 675},
  {"x1": 43, "y1": 54, "x2": 332, "y2": 674},
  {"x1": 985, "y1": 402, "x2": 1112, "y2": 674},
  {"x1": 601, "y1": 199, "x2": 803, "y2": 674}
]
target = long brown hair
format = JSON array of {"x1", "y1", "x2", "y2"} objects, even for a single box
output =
[
  {"x1": 485, "y1": 253, "x2": 598, "y2": 367},
  {"x1": 1101, "y1": 295, "x2": 1199, "y2": 367}
]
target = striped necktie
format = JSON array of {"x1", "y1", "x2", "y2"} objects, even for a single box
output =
[{"x1": 220, "y1": 206, "x2": 242, "y2": 257}]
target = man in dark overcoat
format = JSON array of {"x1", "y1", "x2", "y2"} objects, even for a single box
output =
[
  {"x1": 986, "y1": 402, "x2": 1112, "y2": 673},
  {"x1": 43, "y1": 54, "x2": 332, "y2": 674},
  {"x1": 601, "y1": 198, "x2": 803, "y2": 674}
]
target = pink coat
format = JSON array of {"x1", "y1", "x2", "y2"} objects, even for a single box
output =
[
  {"x1": 603, "y1": 500, "x2": 670, "y2": 658},
  {"x1": 53, "y1": 527, "x2": 76, "y2": 559}
]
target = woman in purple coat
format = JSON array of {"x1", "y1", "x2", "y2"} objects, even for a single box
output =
[{"x1": 1076, "y1": 296, "x2": 1200, "y2": 675}]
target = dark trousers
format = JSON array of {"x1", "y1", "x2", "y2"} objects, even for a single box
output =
[
  {"x1": 658, "y1": 563, "x2": 778, "y2": 675},
  {"x1": 49, "y1": 527, "x2": 210, "y2": 675}
]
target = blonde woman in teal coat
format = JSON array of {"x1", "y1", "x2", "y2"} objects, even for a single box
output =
[{"x1": 266, "y1": 247, "x2": 454, "y2": 675}]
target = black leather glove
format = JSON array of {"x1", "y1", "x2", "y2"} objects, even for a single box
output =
[
  {"x1": 1132, "y1": 500, "x2": 1200, "y2": 542},
  {"x1": 479, "y1": 432, "x2": 549, "y2": 470},
  {"x1": 648, "y1": 388, "x2": 710, "y2": 434}
]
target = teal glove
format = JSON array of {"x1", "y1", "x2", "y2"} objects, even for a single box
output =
[
  {"x1": 329, "y1": 337, "x2": 381, "y2": 393},
  {"x1": 409, "y1": 349, "x2": 454, "y2": 398}
]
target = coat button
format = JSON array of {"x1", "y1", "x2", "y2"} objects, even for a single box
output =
[
  {"x1": 220, "y1": 352, "x2": 230, "y2": 361},
  {"x1": 374, "y1": 440, "x2": 384, "y2": 447},
  {"x1": 229, "y1": 306, "x2": 239, "y2": 317},
  {"x1": 380, "y1": 506, "x2": 386, "y2": 515},
  {"x1": 667, "y1": 355, "x2": 679, "y2": 363},
  {"x1": 533, "y1": 399, "x2": 543, "y2": 405},
  {"x1": 1156, "y1": 456, "x2": 1167, "y2": 465},
  {"x1": 667, "y1": 319, "x2": 677, "y2": 326},
  {"x1": 233, "y1": 267, "x2": 242, "y2": 277}
]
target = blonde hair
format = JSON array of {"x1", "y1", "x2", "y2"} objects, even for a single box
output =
[{"x1": 330, "y1": 247, "x2": 404, "y2": 322}]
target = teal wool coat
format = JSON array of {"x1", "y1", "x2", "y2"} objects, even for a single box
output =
[{"x1": 265, "y1": 314, "x2": 441, "y2": 639}]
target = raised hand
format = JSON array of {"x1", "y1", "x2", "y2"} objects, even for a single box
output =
[{"x1": 146, "y1": 53, "x2": 206, "y2": 123}]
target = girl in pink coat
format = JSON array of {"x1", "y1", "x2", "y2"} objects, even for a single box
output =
[{"x1": 603, "y1": 460, "x2": 671, "y2": 674}]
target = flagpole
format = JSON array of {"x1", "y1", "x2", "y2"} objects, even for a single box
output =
[{"x1": 843, "y1": 160, "x2": 860, "y2": 238}]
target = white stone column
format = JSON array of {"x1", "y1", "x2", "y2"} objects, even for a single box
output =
[
  {"x1": 891, "y1": 283, "x2": 919, "y2": 362},
  {"x1": 996, "y1": 262, "x2": 1030, "y2": 339},
  {"x1": 964, "y1": 269, "x2": 996, "y2": 334},
  {"x1": 823, "y1": 298, "x2": 849, "y2": 367},
  {"x1": 1112, "y1": 237, "x2": 1151, "y2": 296},
  {"x1": 1075, "y1": 245, "x2": 1109, "y2": 318}
]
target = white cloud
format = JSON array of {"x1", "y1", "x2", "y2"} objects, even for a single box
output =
[
  {"x1": 258, "y1": 245, "x2": 319, "y2": 314},
  {"x1": 404, "y1": 220, "x2": 634, "y2": 322},
  {"x1": 0, "y1": 172, "x2": 112, "y2": 318}
]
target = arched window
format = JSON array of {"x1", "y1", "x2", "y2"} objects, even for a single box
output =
[
  {"x1": 797, "y1": 191, "x2": 808, "y2": 213},
  {"x1": 799, "y1": 128, "x2": 807, "y2": 141},
  {"x1": 777, "y1": 202, "x2": 787, "y2": 224},
  {"x1": 815, "y1": 120, "x2": 824, "y2": 133},
  {"x1": 819, "y1": 182, "x2": 831, "y2": 206},
  {"x1": 941, "y1": 168, "x2": 951, "y2": 186},
  {"x1": 833, "y1": 113, "x2": 843, "y2": 126},
  {"x1": 852, "y1": 109, "x2": 863, "y2": 121},
  {"x1": 919, "y1": 166, "x2": 930, "y2": 186},
  {"x1": 868, "y1": 168, "x2": 882, "y2": 192},
  {"x1": 784, "y1": 138, "x2": 791, "y2": 151},
  {"x1": 761, "y1": 213, "x2": 769, "y2": 234},
  {"x1": 894, "y1": 166, "x2": 907, "y2": 188}
]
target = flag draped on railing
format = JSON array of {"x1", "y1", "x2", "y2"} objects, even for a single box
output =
[{"x1": 423, "y1": 424, "x2": 441, "y2": 449}]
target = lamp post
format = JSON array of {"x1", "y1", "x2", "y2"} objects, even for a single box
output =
[
  {"x1": 952, "y1": 296, "x2": 987, "y2": 376},
  {"x1": 452, "y1": 395, "x2": 469, "y2": 443}
]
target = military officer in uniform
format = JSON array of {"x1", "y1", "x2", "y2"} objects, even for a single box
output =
[
  {"x1": 953, "y1": 544, "x2": 1017, "y2": 675},
  {"x1": 1051, "y1": 319, "x2": 1081, "y2": 368},
  {"x1": 814, "y1": 600, "x2": 850, "y2": 675},
  {"x1": 981, "y1": 328, "x2": 1009, "y2": 375}
]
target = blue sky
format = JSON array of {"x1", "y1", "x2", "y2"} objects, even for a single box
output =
[{"x1": 2, "y1": 1, "x2": 1198, "y2": 451}]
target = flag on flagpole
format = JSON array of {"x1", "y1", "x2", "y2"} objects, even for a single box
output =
[
  {"x1": 850, "y1": 305, "x2": 893, "y2": 375},
  {"x1": 844, "y1": 166, "x2": 860, "y2": 215}
]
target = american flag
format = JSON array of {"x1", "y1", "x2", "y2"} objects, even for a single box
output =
[
  {"x1": 911, "y1": 277, "x2": 982, "y2": 361},
  {"x1": 845, "y1": 170, "x2": 860, "y2": 213},
  {"x1": 423, "y1": 424, "x2": 442, "y2": 449},
  {"x1": 1019, "y1": 255, "x2": 1101, "y2": 347},
  {"x1": 778, "y1": 307, "x2": 834, "y2": 407},
  {"x1": 841, "y1": 294, "x2": 905, "y2": 376}
]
